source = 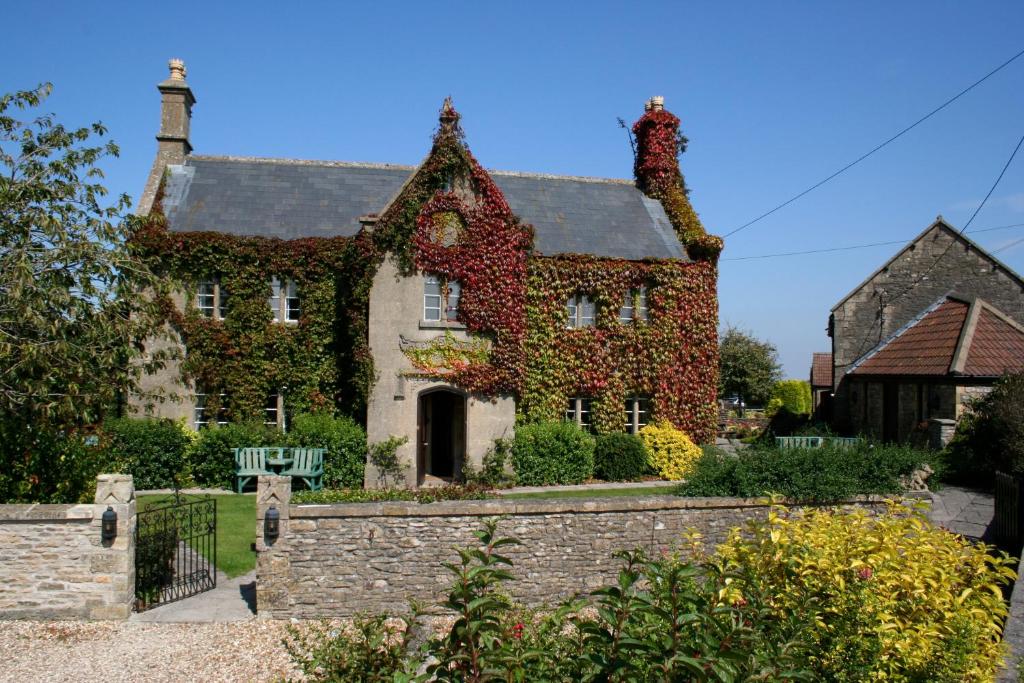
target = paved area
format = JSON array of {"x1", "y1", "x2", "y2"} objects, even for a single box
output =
[
  {"x1": 925, "y1": 485, "x2": 995, "y2": 542},
  {"x1": 130, "y1": 570, "x2": 256, "y2": 623},
  {"x1": 714, "y1": 437, "x2": 750, "y2": 456}
]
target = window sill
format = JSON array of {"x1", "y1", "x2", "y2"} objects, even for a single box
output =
[{"x1": 419, "y1": 320, "x2": 467, "y2": 330}]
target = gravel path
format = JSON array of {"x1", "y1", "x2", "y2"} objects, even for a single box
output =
[{"x1": 0, "y1": 619, "x2": 301, "y2": 682}]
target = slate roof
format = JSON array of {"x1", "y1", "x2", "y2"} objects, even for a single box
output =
[
  {"x1": 848, "y1": 295, "x2": 1024, "y2": 378},
  {"x1": 810, "y1": 352, "x2": 832, "y2": 387},
  {"x1": 161, "y1": 156, "x2": 687, "y2": 261}
]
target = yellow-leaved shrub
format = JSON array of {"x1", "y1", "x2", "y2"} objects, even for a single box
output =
[
  {"x1": 715, "y1": 504, "x2": 1016, "y2": 682},
  {"x1": 638, "y1": 421, "x2": 701, "y2": 480}
]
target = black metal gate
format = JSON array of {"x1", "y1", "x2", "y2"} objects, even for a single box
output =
[
  {"x1": 994, "y1": 472, "x2": 1024, "y2": 550},
  {"x1": 134, "y1": 497, "x2": 217, "y2": 611}
]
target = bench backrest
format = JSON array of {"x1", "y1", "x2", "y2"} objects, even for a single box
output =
[
  {"x1": 290, "y1": 448, "x2": 324, "y2": 472},
  {"x1": 234, "y1": 447, "x2": 268, "y2": 471},
  {"x1": 775, "y1": 436, "x2": 824, "y2": 449}
]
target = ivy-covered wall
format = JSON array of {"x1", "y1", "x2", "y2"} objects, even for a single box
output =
[{"x1": 133, "y1": 98, "x2": 721, "y2": 443}]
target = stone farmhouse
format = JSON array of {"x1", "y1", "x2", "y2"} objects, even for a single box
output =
[
  {"x1": 829, "y1": 217, "x2": 1024, "y2": 443},
  {"x1": 131, "y1": 61, "x2": 722, "y2": 487}
]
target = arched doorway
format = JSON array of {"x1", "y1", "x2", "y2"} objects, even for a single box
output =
[{"x1": 418, "y1": 389, "x2": 466, "y2": 484}]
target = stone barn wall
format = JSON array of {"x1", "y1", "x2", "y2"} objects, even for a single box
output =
[{"x1": 255, "y1": 476, "x2": 890, "y2": 618}]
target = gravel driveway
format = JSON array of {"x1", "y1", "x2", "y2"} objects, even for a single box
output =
[{"x1": 0, "y1": 619, "x2": 300, "y2": 682}]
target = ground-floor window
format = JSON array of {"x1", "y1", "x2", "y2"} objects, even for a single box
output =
[
  {"x1": 623, "y1": 396, "x2": 650, "y2": 434},
  {"x1": 565, "y1": 397, "x2": 593, "y2": 432},
  {"x1": 194, "y1": 391, "x2": 228, "y2": 429}
]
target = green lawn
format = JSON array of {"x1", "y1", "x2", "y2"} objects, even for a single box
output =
[
  {"x1": 501, "y1": 485, "x2": 680, "y2": 500},
  {"x1": 137, "y1": 494, "x2": 256, "y2": 578}
]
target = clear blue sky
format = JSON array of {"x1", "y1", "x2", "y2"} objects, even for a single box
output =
[{"x1": 4, "y1": 1, "x2": 1023, "y2": 377}]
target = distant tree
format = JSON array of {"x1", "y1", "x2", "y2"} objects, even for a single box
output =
[
  {"x1": 0, "y1": 83, "x2": 171, "y2": 426},
  {"x1": 718, "y1": 326, "x2": 782, "y2": 414}
]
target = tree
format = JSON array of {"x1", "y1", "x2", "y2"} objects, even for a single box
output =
[
  {"x1": 0, "y1": 83, "x2": 171, "y2": 426},
  {"x1": 718, "y1": 325, "x2": 781, "y2": 414}
]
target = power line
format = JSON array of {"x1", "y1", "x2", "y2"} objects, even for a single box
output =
[
  {"x1": 723, "y1": 46, "x2": 1024, "y2": 239},
  {"x1": 992, "y1": 235, "x2": 1024, "y2": 255},
  {"x1": 721, "y1": 222, "x2": 1024, "y2": 261}
]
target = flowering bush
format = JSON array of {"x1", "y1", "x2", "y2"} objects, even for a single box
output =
[
  {"x1": 638, "y1": 420, "x2": 702, "y2": 480},
  {"x1": 716, "y1": 504, "x2": 1016, "y2": 682}
]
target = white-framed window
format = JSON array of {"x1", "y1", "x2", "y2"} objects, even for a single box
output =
[
  {"x1": 566, "y1": 294, "x2": 596, "y2": 329},
  {"x1": 565, "y1": 397, "x2": 594, "y2": 432},
  {"x1": 196, "y1": 279, "x2": 228, "y2": 320},
  {"x1": 194, "y1": 391, "x2": 228, "y2": 429},
  {"x1": 619, "y1": 286, "x2": 649, "y2": 324},
  {"x1": 624, "y1": 396, "x2": 651, "y2": 434},
  {"x1": 269, "y1": 278, "x2": 301, "y2": 324},
  {"x1": 265, "y1": 392, "x2": 280, "y2": 428},
  {"x1": 424, "y1": 275, "x2": 461, "y2": 323}
]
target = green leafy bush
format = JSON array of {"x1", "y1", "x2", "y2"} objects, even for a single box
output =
[
  {"x1": 462, "y1": 437, "x2": 516, "y2": 488},
  {"x1": 593, "y1": 433, "x2": 649, "y2": 481},
  {"x1": 946, "y1": 372, "x2": 1024, "y2": 485},
  {"x1": 187, "y1": 422, "x2": 279, "y2": 489},
  {"x1": 767, "y1": 379, "x2": 812, "y2": 416},
  {"x1": 511, "y1": 421, "x2": 595, "y2": 486},
  {"x1": 100, "y1": 418, "x2": 191, "y2": 490},
  {"x1": 291, "y1": 484, "x2": 491, "y2": 505},
  {"x1": 0, "y1": 420, "x2": 106, "y2": 503},
  {"x1": 679, "y1": 442, "x2": 930, "y2": 501},
  {"x1": 286, "y1": 412, "x2": 367, "y2": 489}
]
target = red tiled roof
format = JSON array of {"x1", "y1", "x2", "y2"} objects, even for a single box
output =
[
  {"x1": 810, "y1": 352, "x2": 832, "y2": 387},
  {"x1": 962, "y1": 307, "x2": 1024, "y2": 376},
  {"x1": 850, "y1": 296, "x2": 1024, "y2": 378}
]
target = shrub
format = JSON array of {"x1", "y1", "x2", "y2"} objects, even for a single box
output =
[
  {"x1": 286, "y1": 412, "x2": 367, "y2": 489},
  {"x1": 0, "y1": 420, "x2": 106, "y2": 503},
  {"x1": 187, "y1": 422, "x2": 279, "y2": 489},
  {"x1": 291, "y1": 484, "x2": 491, "y2": 505},
  {"x1": 947, "y1": 372, "x2": 1024, "y2": 485},
  {"x1": 462, "y1": 437, "x2": 516, "y2": 488},
  {"x1": 593, "y1": 432, "x2": 649, "y2": 481},
  {"x1": 366, "y1": 436, "x2": 408, "y2": 488},
  {"x1": 511, "y1": 421, "x2": 594, "y2": 486},
  {"x1": 679, "y1": 442, "x2": 929, "y2": 500},
  {"x1": 100, "y1": 418, "x2": 192, "y2": 490},
  {"x1": 638, "y1": 421, "x2": 701, "y2": 480},
  {"x1": 285, "y1": 615, "x2": 413, "y2": 682},
  {"x1": 717, "y1": 505, "x2": 1015, "y2": 681},
  {"x1": 768, "y1": 379, "x2": 812, "y2": 416}
]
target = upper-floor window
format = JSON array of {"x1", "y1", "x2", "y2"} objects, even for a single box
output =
[
  {"x1": 196, "y1": 279, "x2": 228, "y2": 320},
  {"x1": 619, "y1": 286, "x2": 649, "y2": 324},
  {"x1": 265, "y1": 392, "x2": 280, "y2": 429},
  {"x1": 565, "y1": 396, "x2": 594, "y2": 432},
  {"x1": 194, "y1": 390, "x2": 228, "y2": 429},
  {"x1": 269, "y1": 278, "x2": 300, "y2": 323},
  {"x1": 424, "y1": 275, "x2": 461, "y2": 322},
  {"x1": 566, "y1": 294, "x2": 595, "y2": 329},
  {"x1": 624, "y1": 396, "x2": 651, "y2": 434}
]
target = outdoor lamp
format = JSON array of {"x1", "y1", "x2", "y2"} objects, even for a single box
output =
[
  {"x1": 265, "y1": 505, "x2": 280, "y2": 541},
  {"x1": 101, "y1": 506, "x2": 118, "y2": 542}
]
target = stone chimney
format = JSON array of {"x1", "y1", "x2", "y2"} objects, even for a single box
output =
[{"x1": 138, "y1": 59, "x2": 196, "y2": 215}]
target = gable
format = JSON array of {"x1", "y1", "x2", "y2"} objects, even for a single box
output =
[{"x1": 161, "y1": 156, "x2": 687, "y2": 261}]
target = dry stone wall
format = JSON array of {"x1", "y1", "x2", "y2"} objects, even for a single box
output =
[
  {"x1": 255, "y1": 476, "x2": 889, "y2": 618},
  {"x1": 0, "y1": 474, "x2": 136, "y2": 620}
]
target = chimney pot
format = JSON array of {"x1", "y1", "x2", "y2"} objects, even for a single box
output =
[
  {"x1": 644, "y1": 99, "x2": 652, "y2": 112},
  {"x1": 168, "y1": 58, "x2": 187, "y2": 81},
  {"x1": 651, "y1": 96, "x2": 665, "y2": 112}
]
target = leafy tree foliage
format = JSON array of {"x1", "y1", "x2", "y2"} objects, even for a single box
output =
[
  {"x1": 717, "y1": 325, "x2": 781, "y2": 411},
  {"x1": 0, "y1": 83, "x2": 171, "y2": 426}
]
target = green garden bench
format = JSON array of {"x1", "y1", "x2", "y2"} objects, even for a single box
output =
[
  {"x1": 282, "y1": 448, "x2": 325, "y2": 491},
  {"x1": 775, "y1": 436, "x2": 824, "y2": 449},
  {"x1": 233, "y1": 447, "x2": 272, "y2": 493}
]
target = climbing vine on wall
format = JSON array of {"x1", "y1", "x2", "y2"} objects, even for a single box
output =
[{"x1": 132, "y1": 98, "x2": 720, "y2": 443}]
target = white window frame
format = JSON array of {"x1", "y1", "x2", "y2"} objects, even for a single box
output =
[
  {"x1": 424, "y1": 274, "x2": 461, "y2": 323},
  {"x1": 265, "y1": 391, "x2": 281, "y2": 429},
  {"x1": 196, "y1": 279, "x2": 228, "y2": 320},
  {"x1": 565, "y1": 396, "x2": 594, "y2": 432},
  {"x1": 566, "y1": 294, "x2": 596, "y2": 329},
  {"x1": 269, "y1": 278, "x2": 300, "y2": 324},
  {"x1": 194, "y1": 391, "x2": 229, "y2": 429},
  {"x1": 624, "y1": 396, "x2": 651, "y2": 434},
  {"x1": 619, "y1": 286, "x2": 649, "y2": 324}
]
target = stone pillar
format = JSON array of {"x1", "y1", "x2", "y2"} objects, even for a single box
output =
[
  {"x1": 90, "y1": 474, "x2": 136, "y2": 619},
  {"x1": 929, "y1": 418, "x2": 957, "y2": 450},
  {"x1": 256, "y1": 475, "x2": 292, "y2": 618}
]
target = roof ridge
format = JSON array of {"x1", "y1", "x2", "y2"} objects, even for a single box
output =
[{"x1": 186, "y1": 154, "x2": 636, "y2": 186}]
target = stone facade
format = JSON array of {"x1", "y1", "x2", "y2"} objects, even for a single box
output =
[
  {"x1": 255, "y1": 477, "x2": 889, "y2": 618},
  {"x1": 365, "y1": 256, "x2": 515, "y2": 487},
  {"x1": 830, "y1": 219, "x2": 1024, "y2": 432},
  {"x1": 0, "y1": 475, "x2": 136, "y2": 620}
]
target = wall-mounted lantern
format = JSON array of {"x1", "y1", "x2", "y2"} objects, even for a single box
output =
[
  {"x1": 265, "y1": 505, "x2": 280, "y2": 542},
  {"x1": 101, "y1": 506, "x2": 118, "y2": 542}
]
